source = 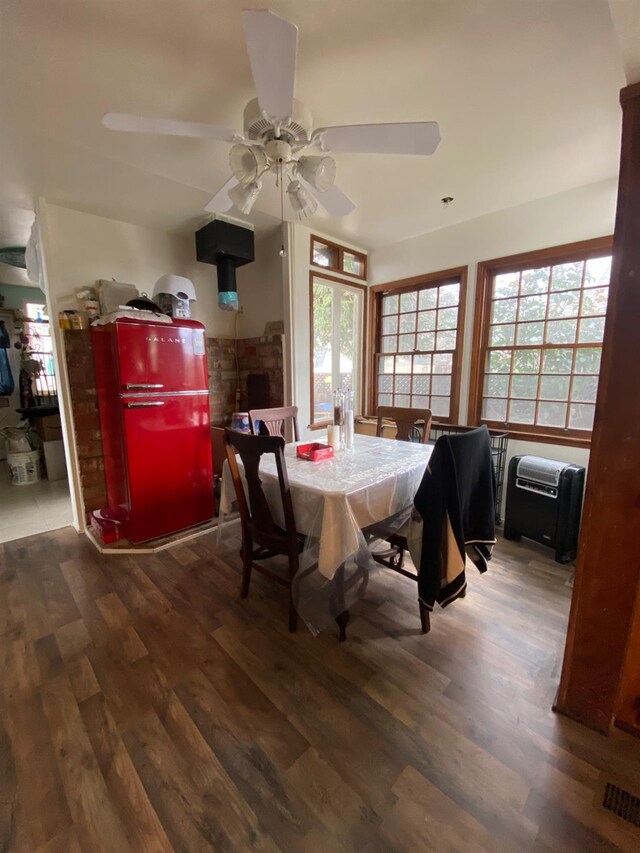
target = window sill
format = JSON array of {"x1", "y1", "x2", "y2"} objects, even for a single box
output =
[{"x1": 481, "y1": 423, "x2": 592, "y2": 449}]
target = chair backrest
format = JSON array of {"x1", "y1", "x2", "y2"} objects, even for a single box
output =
[
  {"x1": 249, "y1": 406, "x2": 300, "y2": 442},
  {"x1": 376, "y1": 406, "x2": 432, "y2": 444},
  {"x1": 223, "y1": 429, "x2": 298, "y2": 551}
]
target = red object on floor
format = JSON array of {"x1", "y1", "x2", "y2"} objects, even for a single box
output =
[{"x1": 92, "y1": 317, "x2": 214, "y2": 543}]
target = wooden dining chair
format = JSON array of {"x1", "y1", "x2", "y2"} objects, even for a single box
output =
[
  {"x1": 223, "y1": 429, "x2": 303, "y2": 631},
  {"x1": 376, "y1": 406, "x2": 432, "y2": 444},
  {"x1": 249, "y1": 406, "x2": 300, "y2": 441}
]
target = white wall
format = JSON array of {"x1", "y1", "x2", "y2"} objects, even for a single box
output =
[
  {"x1": 369, "y1": 177, "x2": 619, "y2": 500},
  {"x1": 286, "y1": 223, "x2": 368, "y2": 439},
  {"x1": 235, "y1": 227, "x2": 285, "y2": 338}
]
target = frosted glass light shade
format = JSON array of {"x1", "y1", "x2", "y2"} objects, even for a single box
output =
[
  {"x1": 297, "y1": 155, "x2": 336, "y2": 192},
  {"x1": 153, "y1": 274, "x2": 196, "y2": 301},
  {"x1": 229, "y1": 180, "x2": 261, "y2": 214},
  {"x1": 229, "y1": 144, "x2": 267, "y2": 185},
  {"x1": 287, "y1": 180, "x2": 317, "y2": 219}
]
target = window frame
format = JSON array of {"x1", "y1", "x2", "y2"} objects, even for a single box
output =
[
  {"x1": 309, "y1": 271, "x2": 367, "y2": 430},
  {"x1": 310, "y1": 234, "x2": 367, "y2": 281},
  {"x1": 469, "y1": 236, "x2": 614, "y2": 447},
  {"x1": 368, "y1": 266, "x2": 468, "y2": 424}
]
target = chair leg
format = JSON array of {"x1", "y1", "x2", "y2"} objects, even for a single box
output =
[
  {"x1": 418, "y1": 599, "x2": 430, "y2": 634},
  {"x1": 288, "y1": 591, "x2": 298, "y2": 633},
  {"x1": 240, "y1": 537, "x2": 252, "y2": 599}
]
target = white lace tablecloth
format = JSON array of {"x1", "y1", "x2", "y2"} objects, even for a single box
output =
[{"x1": 219, "y1": 433, "x2": 432, "y2": 634}]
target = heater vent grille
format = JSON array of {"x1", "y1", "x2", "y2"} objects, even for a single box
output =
[{"x1": 602, "y1": 782, "x2": 640, "y2": 828}]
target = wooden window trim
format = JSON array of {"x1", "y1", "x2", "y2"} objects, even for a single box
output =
[
  {"x1": 310, "y1": 234, "x2": 367, "y2": 281},
  {"x1": 367, "y1": 266, "x2": 468, "y2": 424},
  {"x1": 468, "y1": 236, "x2": 614, "y2": 446},
  {"x1": 309, "y1": 271, "x2": 368, "y2": 430}
]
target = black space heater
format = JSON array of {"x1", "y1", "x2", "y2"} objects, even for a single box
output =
[{"x1": 503, "y1": 455, "x2": 585, "y2": 563}]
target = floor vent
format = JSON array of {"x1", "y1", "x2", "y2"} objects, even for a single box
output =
[{"x1": 603, "y1": 782, "x2": 640, "y2": 828}]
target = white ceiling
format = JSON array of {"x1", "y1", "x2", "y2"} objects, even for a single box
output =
[{"x1": 0, "y1": 0, "x2": 628, "y2": 251}]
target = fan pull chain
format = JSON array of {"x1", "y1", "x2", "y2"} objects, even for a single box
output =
[{"x1": 279, "y1": 159, "x2": 287, "y2": 257}]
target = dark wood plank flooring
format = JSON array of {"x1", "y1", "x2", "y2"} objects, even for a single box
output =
[{"x1": 2, "y1": 525, "x2": 640, "y2": 851}]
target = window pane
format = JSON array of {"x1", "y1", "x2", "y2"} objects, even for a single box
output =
[
  {"x1": 378, "y1": 374, "x2": 393, "y2": 393},
  {"x1": 520, "y1": 267, "x2": 550, "y2": 295},
  {"x1": 436, "y1": 330, "x2": 456, "y2": 351},
  {"x1": 482, "y1": 398, "x2": 507, "y2": 421},
  {"x1": 491, "y1": 298, "x2": 518, "y2": 323},
  {"x1": 432, "y1": 375, "x2": 451, "y2": 396},
  {"x1": 395, "y1": 394, "x2": 410, "y2": 407},
  {"x1": 382, "y1": 294, "x2": 398, "y2": 315},
  {"x1": 569, "y1": 403, "x2": 595, "y2": 430},
  {"x1": 578, "y1": 317, "x2": 605, "y2": 343},
  {"x1": 382, "y1": 315, "x2": 398, "y2": 335},
  {"x1": 488, "y1": 350, "x2": 512, "y2": 373},
  {"x1": 513, "y1": 349, "x2": 541, "y2": 373},
  {"x1": 542, "y1": 349, "x2": 573, "y2": 373},
  {"x1": 399, "y1": 312, "x2": 416, "y2": 333},
  {"x1": 431, "y1": 396, "x2": 450, "y2": 417},
  {"x1": 382, "y1": 336, "x2": 397, "y2": 353},
  {"x1": 494, "y1": 272, "x2": 519, "y2": 298},
  {"x1": 572, "y1": 375, "x2": 598, "y2": 403},
  {"x1": 546, "y1": 319, "x2": 577, "y2": 344},
  {"x1": 343, "y1": 251, "x2": 364, "y2": 277},
  {"x1": 312, "y1": 283, "x2": 332, "y2": 421},
  {"x1": 509, "y1": 399, "x2": 536, "y2": 424},
  {"x1": 539, "y1": 375, "x2": 570, "y2": 400},
  {"x1": 439, "y1": 284, "x2": 460, "y2": 307},
  {"x1": 551, "y1": 261, "x2": 583, "y2": 291},
  {"x1": 538, "y1": 402, "x2": 567, "y2": 427},
  {"x1": 518, "y1": 294, "x2": 547, "y2": 322},
  {"x1": 432, "y1": 353, "x2": 453, "y2": 374},
  {"x1": 548, "y1": 291, "x2": 580, "y2": 318},
  {"x1": 575, "y1": 347, "x2": 601, "y2": 373},
  {"x1": 419, "y1": 288, "x2": 437, "y2": 310},
  {"x1": 400, "y1": 292, "x2": 417, "y2": 313},
  {"x1": 413, "y1": 375, "x2": 430, "y2": 394},
  {"x1": 395, "y1": 355, "x2": 412, "y2": 374},
  {"x1": 438, "y1": 307, "x2": 458, "y2": 330},
  {"x1": 581, "y1": 287, "x2": 608, "y2": 317},
  {"x1": 584, "y1": 256, "x2": 611, "y2": 286},
  {"x1": 413, "y1": 354, "x2": 431, "y2": 373},
  {"x1": 398, "y1": 334, "x2": 414, "y2": 352},
  {"x1": 517, "y1": 322, "x2": 544, "y2": 344},
  {"x1": 380, "y1": 356, "x2": 394, "y2": 374},
  {"x1": 511, "y1": 375, "x2": 538, "y2": 399},
  {"x1": 412, "y1": 394, "x2": 430, "y2": 408},
  {"x1": 485, "y1": 375, "x2": 509, "y2": 397},
  {"x1": 312, "y1": 240, "x2": 338, "y2": 268},
  {"x1": 417, "y1": 310, "x2": 436, "y2": 331},
  {"x1": 378, "y1": 393, "x2": 392, "y2": 406},
  {"x1": 395, "y1": 375, "x2": 411, "y2": 394},
  {"x1": 416, "y1": 332, "x2": 435, "y2": 351},
  {"x1": 490, "y1": 324, "x2": 515, "y2": 346}
]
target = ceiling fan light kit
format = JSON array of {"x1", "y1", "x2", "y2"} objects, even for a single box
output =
[{"x1": 102, "y1": 9, "x2": 441, "y2": 222}]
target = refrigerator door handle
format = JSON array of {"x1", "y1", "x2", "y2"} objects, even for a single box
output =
[
  {"x1": 125, "y1": 401, "x2": 166, "y2": 409},
  {"x1": 125, "y1": 383, "x2": 164, "y2": 390}
]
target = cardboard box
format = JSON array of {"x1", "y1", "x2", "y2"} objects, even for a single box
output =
[
  {"x1": 43, "y1": 439, "x2": 67, "y2": 480},
  {"x1": 39, "y1": 414, "x2": 63, "y2": 442}
]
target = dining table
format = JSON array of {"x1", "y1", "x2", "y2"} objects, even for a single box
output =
[{"x1": 218, "y1": 432, "x2": 433, "y2": 637}]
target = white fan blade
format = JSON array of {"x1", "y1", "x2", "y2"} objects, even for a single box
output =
[
  {"x1": 313, "y1": 122, "x2": 441, "y2": 155},
  {"x1": 242, "y1": 10, "x2": 298, "y2": 122},
  {"x1": 204, "y1": 177, "x2": 239, "y2": 213},
  {"x1": 102, "y1": 113, "x2": 238, "y2": 142},
  {"x1": 301, "y1": 179, "x2": 356, "y2": 218}
]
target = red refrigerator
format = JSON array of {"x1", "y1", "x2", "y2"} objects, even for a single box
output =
[{"x1": 92, "y1": 317, "x2": 214, "y2": 543}]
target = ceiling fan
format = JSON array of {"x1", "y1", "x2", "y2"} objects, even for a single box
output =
[{"x1": 102, "y1": 9, "x2": 441, "y2": 220}]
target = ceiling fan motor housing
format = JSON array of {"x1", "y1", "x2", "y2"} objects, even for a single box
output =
[{"x1": 243, "y1": 97, "x2": 313, "y2": 146}]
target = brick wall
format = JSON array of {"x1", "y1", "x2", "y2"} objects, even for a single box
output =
[
  {"x1": 62, "y1": 330, "x2": 108, "y2": 515},
  {"x1": 63, "y1": 330, "x2": 285, "y2": 516}
]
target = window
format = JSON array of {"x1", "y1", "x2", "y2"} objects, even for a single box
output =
[
  {"x1": 311, "y1": 274, "x2": 365, "y2": 425},
  {"x1": 311, "y1": 236, "x2": 367, "y2": 280},
  {"x1": 23, "y1": 316, "x2": 57, "y2": 401},
  {"x1": 371, "y1": 269, "x2": 467, "y2": 422},
  {"x1": 470, "y1": 238, "x2": 613, "y2": 443}
]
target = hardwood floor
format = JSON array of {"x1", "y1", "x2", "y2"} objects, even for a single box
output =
[{"x1": 2, "y1": 524, "x2": 640, "y2": 852}]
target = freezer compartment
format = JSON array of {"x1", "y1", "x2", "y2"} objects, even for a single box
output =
[
  {"x1": 122, "y1": 393, "x2": 214, "y2": 542},
  {"x1": 116, "y1": 319, "x2": 208, "y2": 393}
]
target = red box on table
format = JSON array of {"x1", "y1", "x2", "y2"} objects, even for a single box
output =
[{"x1": 296, "y1": 442, "x2": 334, "y2": 462}]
